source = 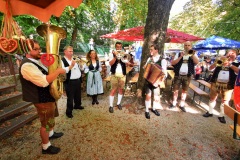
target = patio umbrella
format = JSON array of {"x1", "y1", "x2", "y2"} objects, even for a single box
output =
[
  {"x1": 0, "y1": 0, "x2": 83, "y2": 22},
  {"x1": 193, "y1": 35, "x2": 240, "y2": 50},
  {"x1": 100, "y1": 26, "x2": 204, "y2": 43}
]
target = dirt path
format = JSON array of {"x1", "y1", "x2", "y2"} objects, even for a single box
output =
[{"x1": 0, "y1": 80, "x2": 240, "y2": 160}]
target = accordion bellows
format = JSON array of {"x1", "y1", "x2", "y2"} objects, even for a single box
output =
[{"x1": 144, "y1": 63, "x2": 165, "y2": 85}]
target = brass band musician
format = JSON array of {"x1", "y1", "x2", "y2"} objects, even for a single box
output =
[
  {"x1": 203, "y1": 49, "x2": 240, "y2": 123},
  {"x1": 143, "y1": 44, "x2": 167, "y2": 119},
  {"x1": 108, "y1": 42, "x2": 128, "y2": 113},
  {"x1": 170, "y1": 41, "x2": 199, "y2": 112},
  {"x1": 19, "y1": 40, "x2": 66, "y2": 154}
]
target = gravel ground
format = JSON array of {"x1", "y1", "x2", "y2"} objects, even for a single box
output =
[{"x1": 0, "y1": 79, "x2": 240, "y2": 160}]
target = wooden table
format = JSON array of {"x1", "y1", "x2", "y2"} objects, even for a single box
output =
[
  {"x1": 197, "y1": 79, "x2": 211, "y2": 91},
  {"x1": 167, "y1": 70, "x2": 175, "y2": 79},
  {"x1": 126, "y1": 66, "x2": 133, "y2": 74}
]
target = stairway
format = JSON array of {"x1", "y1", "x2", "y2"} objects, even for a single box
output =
[{"x1": 0, "y1": 84, "x2": 38, "y2": 139}]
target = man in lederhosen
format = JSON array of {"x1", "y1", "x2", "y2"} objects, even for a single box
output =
[
  {"x1": 108, "y1": 42, "x2": 127, "y2": 113},
  {"x1": 170, "y1": 41, "x2": 199, "y2": 112},
  {"x1": 143, "y1": 44, "x2": 167, "y2": 119},
  {"x1": 203, "y1": 49, "x2": 240, "y2": 123}
]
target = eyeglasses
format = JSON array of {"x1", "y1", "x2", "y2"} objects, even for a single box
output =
[
  {"x1": 184, "y1": 45, "x2": 191, "y2": 46},
  {"x1": 33, "y1": 48, "x2": 42, "y2": 51}
]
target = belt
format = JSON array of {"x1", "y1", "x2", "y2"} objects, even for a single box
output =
[{"x1": 69, "y1": 78, "x2": 80, "y2": 81}]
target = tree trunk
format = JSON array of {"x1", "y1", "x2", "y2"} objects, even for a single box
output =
[
  {"x1": 70, "y1": 9, "x2": 78, "y2": 46},
  {"x1": 137, "y1": 0, "x2": 175, "y2": 104}
]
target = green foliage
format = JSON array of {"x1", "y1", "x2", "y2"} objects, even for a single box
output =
[
  {"x1": 169, "y1": 0, "x2": 219, "y2": 39},
  {"x1": 170, "y1": 0, "x2": 240, "y2": 41}
]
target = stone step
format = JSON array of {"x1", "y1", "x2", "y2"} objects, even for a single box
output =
[
  {"x1": 0, "y1": 107, "x2": 38, "y2": 139},
  {"x1": 0, "y1": 101, "x2": 33, "y2": 121},
  {"x1": 0, "y1": 92, "x2": 22, "y2": 104},
  {"x1": 0, "y1": 84, "x2": 16, "y2": 92}
]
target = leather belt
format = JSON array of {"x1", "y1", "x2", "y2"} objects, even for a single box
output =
[{"x1": 69, "y1": 78, "x2": 80, "y2": 81}]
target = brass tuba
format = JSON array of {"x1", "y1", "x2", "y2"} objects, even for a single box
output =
[{"x1": 37, "y1": 24, "x2": 66, "y2": 100}]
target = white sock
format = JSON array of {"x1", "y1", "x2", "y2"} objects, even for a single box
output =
[
  {"x1": 109, "y1": 96, "x2": 114, "y2": 107},
  {"x1": 172, "y1": 100, "x2": 177, "y2": 106},
  {"x1": 180, "y1": 100, "x2": 185, "y2": 107},
  {"x1": 42, "y1": 141, "x2": 51, "y2": 150},
  {"x1": 209, "y1": 101, "x2": 216, "y2": 114},
  {"x1": 145, "y1": 100, "x2": 151, "y2": 112},
  {"x1": 219, "y1": 103, "x2": 225, "y2": 117},
  {"x1": 117, "y1": 94, "x2": 123, "y2": 105},
  {"x1": 49, "y1": 130, "x2": 54, "y2": 137}
]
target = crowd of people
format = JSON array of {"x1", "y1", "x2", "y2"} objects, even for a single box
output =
[{"x1": 19, "y1": 39, "x2": 240, "y2": 154}]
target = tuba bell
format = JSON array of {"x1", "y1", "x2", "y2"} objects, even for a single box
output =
[{"x1": 37, "y1": 24, "x2": 66, "y2": 100}]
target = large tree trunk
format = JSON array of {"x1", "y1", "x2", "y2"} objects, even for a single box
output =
[{"x1": 136, "y1": 0, "x2": 175, "y2": 105}]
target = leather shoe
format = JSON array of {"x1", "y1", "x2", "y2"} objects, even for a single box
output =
[
  {"x1": 49, "y1": 132, "x2": 63, "y2": 140},
  {"x1": 152, "y1": 109, "x2": 160, "y2": 116},
  {"x1": 74, "y1": 106, "x2": 84, "y2": 110},
  {"x1": 109, "y1": 107, "x2": 114, "y2": 113},
  {"x1": 66, "y1": 114, "x2": 73, "y2": 118},
  {"x1": 179, "y1": 106, "x2": 186, "y2": 112},
  {"x1": 95, "y1": 100, "x2": 99, "y2": 105},
  {"x1": 218, "y1": 116, "x2": 226, "y2": 124},
  {"x1": 92, "y1": 101, "x2": 96, "y2": 105},
  {"x1": 169, "y1": 104, "x2": 176, "y2": 109},
  {"x1": 117, "y1": 104, "x2": 122, "y2": 110},
  {"x1": 42, "y1": 145, "x2": 60, "y2": 154},
  {"x1": 203, "y1": 112, "x2": 213, "y2": 117},
  {"x1": 145, "y1": 112, "x2": 150, "y2": 119}
]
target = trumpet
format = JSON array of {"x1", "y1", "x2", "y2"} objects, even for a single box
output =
[
  {"x1": 188, "y1": 49, "x2": 195, "y2": 56},
  {"x1": 115, "y1": 50, "x2": 131, "y2": 63},
  {"x1": 73, "y1": 55, "x2": 87, "y2": 65},
  {"x1": 214, "y1": 56, "x2": 229, "y2": 67}
]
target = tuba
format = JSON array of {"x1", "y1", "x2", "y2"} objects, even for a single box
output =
[{"x1": 37, "y1": 24, "x2": 66, "y2": 100}]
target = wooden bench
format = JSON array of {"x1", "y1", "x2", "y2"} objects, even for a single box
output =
[
  {"x1": 128, "y1": 73, "x2": 139, "y2": 92},
  {"x1": 224, "y1": 104, "x2": 240, "y2": 139},
  {"x1": 197, "y1": 80, "x2": 211, "y2": 91},
  {"x1": 103, "y1": 76, "x2": 111, "y2": 90},
  {"x1": 189, "y1": 83, "x2": 208, "y2": 104}
]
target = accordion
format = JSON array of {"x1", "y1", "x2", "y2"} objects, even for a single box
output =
[{"x1": 143, "y1": 63, "x2": 165, "y2": 85}]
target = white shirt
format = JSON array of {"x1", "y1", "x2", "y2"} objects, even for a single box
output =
[
  {"x1": 61, "y1": 57, "x2": 81, "y2": 79},
  {"x1": 21, "y1": 58, "x2": 49, "y2": 87},
  {"x1": 145, "y1": 54, "x2": 167, "y2": 77},
  {"x1": 84, "y1": 61, "x2": 102, "y2": 73}
]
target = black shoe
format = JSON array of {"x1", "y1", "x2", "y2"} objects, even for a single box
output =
[
  {"x1": 42, "y1": 145, "x2": 60, "y2": 154},
  {"x1": 109, "y1": 107, "x2": 114, "y2": 113},
  {"x1": 117, "y1": 104, "x2": 122, "y2": 110},
  {"x1": 203, "y1": 112, "x2": 213, "y2": 117},
  {"x1": 145, "y1": 112, "x2": 150, "y2": 119},
  {"x1": 179, "y1": 106, "x2": 186, "y2": 112},
  {"x1": 169, "y1": 104, "x2": 176, "y2": 109},
  {"x1": 152, "y1": 109, "x2": 160, "y2": 116},
  {"x1": 218, "y1": 116, "x2": 226, "y2": 124},
  {"x1": 74, "y1": 106, "x2": 84, "y2": 110},
  {"x1": 95, "y1": 100, "x2": 99, "y2": 105},
  {"x1": 49, "y1": 132, "x2": 64, "y2": 140},
  {"x1": 66, "y1": 114, "x2": 73, "y2": 118},
  {"x1": 92, "y1": 101, "x2": 96, "y2": 105}
]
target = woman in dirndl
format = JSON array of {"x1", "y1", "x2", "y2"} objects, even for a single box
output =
[{"x1": 84, "y1": 50, "x2": 104, "y2": 105}]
